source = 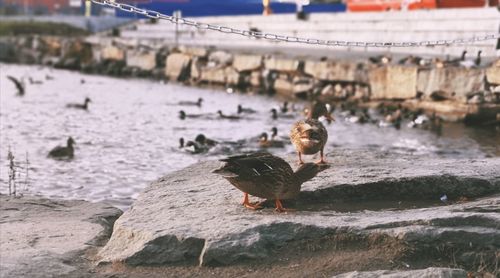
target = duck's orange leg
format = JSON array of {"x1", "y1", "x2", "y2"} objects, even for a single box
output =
[
  {"x1": 297, "y1": 152, "x2": 304, "y2": 165},
  {"x1": 316, "y1": 148, "x2": 327, "y2": 164},
  {"x1": 275, "y1": 199, "x2": 295, "y2": 213},
  {"x1": 242, "y1": 193, "x2": 263, "y2": 210}
]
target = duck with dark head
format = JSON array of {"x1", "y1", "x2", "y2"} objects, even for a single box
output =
[
  {"x1": 237, "y1": 104, "x2": 257, "y2": 114},
  {"x1": 270, "y1": 127, "x2": 285, "y2": 141},
  {"x1": 270, "y1": 108, "x2": 295, "y2": 120},
  {"x1": 67, "y1": 97, "x2": 91, "y2": 110},
  {"x1": 217, "y1": 110, "x2": 241, "y2": 120},
  {"x1": 185, "y1": 140, "x2": 208, "y2": 154},
  {"x1": 195, "y1": 134, "x2": 218, "y2": 147},
  {"x1": 178, "y1": 97, "x2": 203, "y2": 107},
  {"x1": 48, "y1": 137, "x2": 75, "y2": 159},
  {"x1": 280, "y1": 101, "x2": 289, "y2": 113},
  {"x1": 212, "y1": 152, "x2": 325, "y2": 212},
  {"x1": 259, "y1": 132, "x2": 284, "y2": 148},
  {"x1": 178, "y1": 110, "x2": 204, "y2": 120}
]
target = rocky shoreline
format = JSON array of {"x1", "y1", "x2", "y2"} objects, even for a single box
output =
[
  {"x1": 0, "y1": 34, "x2": 499, "y2": 123},
  {"x1": 2, "y1": 149, "x2": 498, "y2": 277}
]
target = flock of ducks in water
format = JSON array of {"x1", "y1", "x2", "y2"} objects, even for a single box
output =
[
  {"x1": 4, "y1": 57, "x2": 457, "y2": 212},
  {"x1": 6, "y1": 74, "x2": 92, "y2": 159}
]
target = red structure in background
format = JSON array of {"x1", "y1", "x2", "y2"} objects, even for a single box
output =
[
  {"x1": 438, "y1": 0, "x2": 498, "y2": 8},
  {"x1": 3, "y1": 0, "x2": 70, "y2": 13},
  {"x1": 347, "y1": 0, "x2": 498, "y2": 12}
]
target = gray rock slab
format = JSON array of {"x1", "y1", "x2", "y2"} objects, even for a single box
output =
[
  {"x1": 0, "y1": 196, "x2": 122, "y2": 278},
  {"x1": 333, "y1": 267, "x2": 467, "y2": 278},
  {"x1": 97, "y1": 150, "x2": 500, "y2": 266}
]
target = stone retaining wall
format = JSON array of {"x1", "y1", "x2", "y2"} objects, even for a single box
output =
[{"x1": 1, "y1": 35, "x2": 499, "y2": 122}]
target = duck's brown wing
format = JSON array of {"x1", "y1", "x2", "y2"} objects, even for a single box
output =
[
  {"x1": 216, "y1": 152, "x2": 294, "y2": 199},
  {"x1": 305, "y1": 119, "x2": 328, "y2": 148}
]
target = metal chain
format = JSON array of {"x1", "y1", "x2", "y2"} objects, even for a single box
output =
[{"x1": 91, "y1": 0, "x2": 500, "y2": 48}]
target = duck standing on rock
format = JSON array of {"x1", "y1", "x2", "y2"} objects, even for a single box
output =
[
  {"x1": 48, "y1": 137, "x2": 75, "y2": 159},
  {"x1": 67, "y1": 97, "x2": 91, "y2": 110},
  {"x1": 290, "y1": 101, "x2": 332, "y2": 164},
  {"x1": 212, "y1": 152, "x2": 323, "y2": 212}
]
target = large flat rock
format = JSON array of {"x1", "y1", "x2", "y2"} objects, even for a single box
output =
[
  {"x1": 333, "y1": 267, "x2": 467, "y2": 278},
  {"x1": 97, "y1": 150, "x2": 500, "y2": 267},
  {"x1": 0, "y1": 196, "x2": 122, "y2": 278}
]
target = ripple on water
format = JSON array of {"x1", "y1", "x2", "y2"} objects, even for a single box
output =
[{"x1": 0, "y1": 64, "x2": 497, "y2": 210}]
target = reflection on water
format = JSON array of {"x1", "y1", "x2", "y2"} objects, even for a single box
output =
[{"x1": 0, "y1": 64, "x2": 498, "y2": 210}]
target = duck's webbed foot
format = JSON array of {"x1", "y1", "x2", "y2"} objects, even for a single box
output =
[
  {"x1": 275, "y1": 199, "x2": 295, "y2": 213},
  {"x1": 315, "y1": 149, "x2": 327, "y2": 164},
  {"x1": 242, "y1": 193, "x2": 263, "y2": 210}
]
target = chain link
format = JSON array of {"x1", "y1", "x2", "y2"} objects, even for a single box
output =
[{"x1": 92, "y1": 0, "x2": 500, "y2": 48}]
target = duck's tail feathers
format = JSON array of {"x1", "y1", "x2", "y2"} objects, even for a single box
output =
[
  {"x1": 211, "y1": 166, "x2": 239, "y2": 178},
  {"x1": 293, "y1": 163, "x2": 324, "y2": 184}
]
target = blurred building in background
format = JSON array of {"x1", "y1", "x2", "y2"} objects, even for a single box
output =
[
  {"x1": 0, "y1": 0, "x2": 108, "y2": 15},
  {"x1": 0, "y1": 0, "x2": 497, "y2": 16},
  {"x1": 346, "y1": 0, "x2": 498, "y2": 11},
  {"x1": 113, "y1": 0, "x2": 346, "y2": 18}
]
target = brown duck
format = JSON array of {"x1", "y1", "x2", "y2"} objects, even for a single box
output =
[
  {"x1": 212, "y1": 152, "x2": 321, "y2": 212},
  {"x1": 290, "y1": 101, "x2": 333, "y2": 164}
]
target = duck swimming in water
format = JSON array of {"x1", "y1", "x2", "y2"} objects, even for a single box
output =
[
  {"x1": 178, "y1": 97, "x2": 203, "y2": 107},
  {"x1": 237, "y1": 104, "x2": 257, "y2": 114},
  {"x1": 217, "y1": 110, "x2": 241, "y2": 120},
  {"x1": 290, "y1": 101, "x2": 331, "y2": 164},
  {"x1": 259, "y1": 132, "x2": 285, "y2": 148},
  {"x1": 270, "y1": 127, "x2": 289, "y2": 141},
  {"x1": 179, "y1": 110, "x2": 204, "y2": 120},
  {"x1": 185, "y1": 140, "x2": 209, "y2": 154},
  {"x1": 179, "y1": 138, "x2": 185, "y2": 148},
  {"x1": 212, "y1": 152, "x2": 323, "y2": 212},
  {"x1": 195, "y1": 134, "x2": 218, "y2": 147},
  {"x1": 48, "y1": 137, "x2": 75, "y2": 159},
  {"x1": 67, "y1": 97, "x2": 91, "y2": 110},
  {"x1": 270, "y1": 108, "x2": 295, "y2": 120},
  {"x1": 28, "y1": 77, "x2": 43, "y2": 85},
  {"x1": 280, "y1": 101, "x2": 289, "y2": 113}
]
